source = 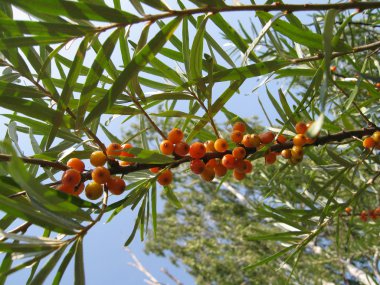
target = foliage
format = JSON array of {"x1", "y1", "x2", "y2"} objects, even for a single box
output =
[{"x1": 0, "y1": 0, "x2": 379, "y2": 284}]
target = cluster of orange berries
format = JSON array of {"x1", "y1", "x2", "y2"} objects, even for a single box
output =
[
  {"x1": 345, "y1": 207, "x2": 380, "y2": 222},
  {"x1": 56, "y1": 143, "x2": 134, "y2": 200},
  {"x1": 278, "y1": 121, "x2": 317, "y2": 165},
  {"x1": 362, "y1": 131, "x2": 380, "y2": 150}
]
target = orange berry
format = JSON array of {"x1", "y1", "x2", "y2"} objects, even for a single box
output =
[
  {"x1": 259, "y1": 131, "x2": 275, "y2": 144},
  {"x1": 61, "y1": 169, "x2": 81, "y2": 187},
  {"x1": 85, "y1": 182, "x2": 103, "y2": 200},
  {"x1": 374, "y1": 207, "x2": 380, "y2": 217},
  {"x1": 206, "y1": 158, "x2": 218, "y2": 168},
  {"x1": 214, "y1": 138, "x2": 229, "y2": 153},
  {"x1": 222, "y1": 154, "x2": 236, "y2": 169},
  {"x1": 174, "y1": 141, "x2": 190, "y2": 156},
  {"x1": 289, "y1": 156, "x2": 303, "y2": 164},
  {"x1": 330, "y1": 65, "x2": 336, "y2": 72},
  {"x1": 230, "y1": 131, "x2": 243, "y2": 144},
  {"x1": 90, "y1": 151, "x2": 107, "y2": 167},
  {"x1": 73, "y1": 183, "x2": 84, "y2": 196},
  {"x1": 189, "y1": 142, "x2": 206, "y2": 159},
  {"x1": 233, "y1": 169, "x2": 245, "y2": 180},
  {"x1": 293, "y1": 134, "x2": 307, "y2": 146},
  {"x1": 242, "y1": 160, "x2": 253, "y2": 173},
  {"x1": 167, "y1": 128, "x2": 184, "y2": 144},
  {"x1": 291, "y1": 146, "x2": 303, "y2": 159},
  {"x1": 295, "y1": 122, "x2": 307, "y2": 135},
  {"x1": 204, "y1": 140, "x2": 216, "y2": 152},
  {"x1": 150, "y1": 167, "x2": 160, "y2": 173},
  {"x1": 360, "y1": 210, "x2": 368, "y2": 222},
  {"x1": 345, "y1": 207, "x2": 352, "y2": 215},
  {"x1": 160, "y1": 140, "x2": 174, "y2": 155},
  {"x1": 157, "y1": 169, "x2": 173, "y2": 186},
  {"x1": 107, "y1": 176, "x2": 126, "y2": 195},
  {"x1": 281, "y1": 149, "x2": 292, "y2": 159},
  {"x1": 91, "y1": 166, "x2": 111, "y2": 184},
  {"x1": 234, "y1": 159, "x2": 245, "y2": 173},
  {"x1": 200, "y1": 166, "x2": 215, "y2": 182},
  {"x1": 120, "y1": 143, "x2": 134, "y2": 157},
  {"x1": 232, "y1": 147, "x2": 246, "y2": 160},
  {"x1": 57, "y1": 184, "x2": 75, "y2": 195},
  {"x1": 190, "y1": 159, "x2": 205, "y2": 174},
  {"x1": 363, "y1": 137, "x2": 375, "y2": 149},
  {"x1": 372, "y1": 131, "x2": 380, "y2": 143},
  {"x1": 106, "y1": 143, "x2": 122, "y2": 157},
  {"x1": 265, "y1": 152, "x2": 276, "y2": 165},
  {"x1": 119, "y1": 160, "x2": 132, "y2": 166},
  {"x1": 67, "y1": 158, "x2": 85, "y2": 173},
  {"x1": 276, "y1": 134, "x2": 287, "y2": 144},
  {"x1": 375, "y1": 82, "x2": 380, "y2": 89},
  {"x1": 214, "y1": 163, "x2": 227, "y2": 177},
  {"x1": 233, "y1": 122, "x2": 246, "y2": 133},
  {"x1": 242, "y1": 134, "x2": 260, "y2": 148}
]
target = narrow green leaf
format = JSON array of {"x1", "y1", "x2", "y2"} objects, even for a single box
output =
[
  {"x1": 163, "y1": 186, "x2": 182, "y2": 208},
  {"x1": 0, "y1": 36, "x2": 72, "y2": 49},
  {"x1": 245, "y1": 231, "x2": 308, "y2": 242},
  {"x1": 244, "y1": 245, "x2": 296, "y2": 271},
  {"x1": 9, "y1": 0, "x2": 140, "y2": 24},
  {"x1": 190, "y1": 14, "x2": 209, "y2": 80},
  {"x1": 48, "y1": 35, "x2": 91, "y2": 149},
  {"x1": 118, "y1": 147, "x2": 174, "y2": 164},
  {"x1": 52, "y1": 242, "x2": 76, "y2": 285},
  {"x1": 151, "y1": 183, "x2": 157, "y2": 238},
  {"x1": 76, "y1": 28, "x2": 121, "y2": 129},
  {"x1": 139, "y1": 0, "x2": 170, "y2": 11},
  {"x1": 84, "y1": 17, "x2": 182, "y2": 125},
  {"x1": 74, "y1": 238, "x2": 85, "y2": 285}
]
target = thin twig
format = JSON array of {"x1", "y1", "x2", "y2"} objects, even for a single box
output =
[{"x1": 0, "y1": 154, "x2": 68, "y2": 171}]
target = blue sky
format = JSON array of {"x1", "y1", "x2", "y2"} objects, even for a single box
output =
[{"x1": 0, "y1": 0, "x2": 336, "y2": 284}]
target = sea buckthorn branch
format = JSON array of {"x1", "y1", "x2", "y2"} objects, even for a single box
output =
[
  {"x1": 104, "y1": 126, "x2": 380, "y2": 176},
  {"x1": 0, "y1": 153, "x2": 69, "y2": 171}
]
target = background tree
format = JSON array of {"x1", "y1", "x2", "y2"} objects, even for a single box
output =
[{"x1": 0, "y1": 1, "x2": 379, "y2": 284}]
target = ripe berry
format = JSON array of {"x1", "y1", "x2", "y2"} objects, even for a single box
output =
[
  {"x1": 190, "y1": 159, "x2": 205, "y2": 174},
  {"x1": 174, "y1": 141, "x2": 190, "y2": 156},
  {"x1": 90, "y1": 151, "x2": 107, "y2": 167},
  {"x1": 276, "y1": 134, "x2": 287, "y2": 144},
  {"x1": 372, "y1": 131, "x2": 380, "y2": 143},
  {"x1": 61, "y1": 169, "x2": 81, "y2": 187},
  {"x1": 214, "y1": 138, "x2": 229, "y2": 153},
  {"x1": 345, "y1": 207, "x2": 352, "y2": 215},
  {"x1": 291, "y1": 146, "x2": 303, "y2": 159},
  {"x1": 204, "y1": 140, "x2": 216, "y2": 152},
  {"x1": 160, "y1": 140, "x2": 174, "y2": 155},
  {"x1": 150, "y1": 167, "x2": 160, "y2": 173},
  {"x1": 293, "y1": 134, "x2": 307, "y2": 146},
  {"x1": 265, "y1": 152, "x2": 276, "y2": 165},
  {"x1": 107, "y1": 176, "x2": 126, "y2": 195},
  {"x1": 214, "y1": 163, "x2": 227, "y2": 177},
  {"x1": 106, "y1": 143, "x2": 122, "y2": 157},
  {"x1": 157, "y1": 169, "x2": 173, "y2": 186},
  {"x1": 91, "y1": 166, "x2": 111, "y2": 184},
  {"x1": 330, "y1": 65, "x2": 336, "y2": 72},
  {"x1": 74, "y1": 183, "x2": 85, "y2": 196},
  {"x1": 242, "y1": 134, "x2": 260, "y2": 148},
  {"x1": 222, "y1": 154, "x2": 236, "y2": 169},
  {"x1": 281, "y1": 149, "x2": 292, "y2": 159},
  {"x1": 189, "y1": 142, "x2": 206, "y2": 159},
  {"x1": 360, "y1": 210, "x2": 368, "y2": 222},
  {"x1": 120, "y1": 143, "x2": 134, "y2": 157},
  {"x1": 57, "y1": 184, "x2": 75, "y2": 195},
  {"x1": 289, "y1": 156, "x2": 303, "y2": 164},
  {"x1": 85, "y1": 182, "x2": 103, "y2": 200},
  {"x1": 168, "y1": 128, "x2": 184, "y2": 144},
  {"x1": 67, "y1": 158, "x2": 85, "y2": 173},
  {"x1": 233, "y1": 122, "x2": 246, "y2": 133},
  {"x1": 233, "y1": 169, "x2": 245, "y2": 180},
  {"x1": 295, "y1": 122, "x2": 307, "y2": 135},
  {"x1": 363, "y1": 137, "x2": 375, "y2": 149},
  {"x1": 242, "y1": 160, "x2": 253, "y2": 173},
  {"x1": 206, "y1": 158, "x2": 218, "y2": 168},
  {"x1": 259, "y1": 131, "x2": 275, "y2": 144},
  {"x1": 230, "y1": 131, "x2": 243, "y2": 144},
  {"x1": 200, "y1": 166, "x2": 215, "y2": 182},
  {"x1": 232, "y1": 147, "x2": 246, "y2": 160}
]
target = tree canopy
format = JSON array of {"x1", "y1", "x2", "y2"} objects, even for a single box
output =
[{"x1": 0, "y1": 1, "x2": 379, "y2": 284}]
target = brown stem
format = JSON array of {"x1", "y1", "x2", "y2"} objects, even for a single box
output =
[{"x1": 0, "y1": 154, "x2": 68, "y2": 171}]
